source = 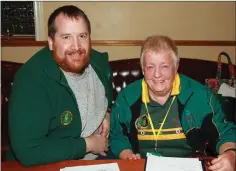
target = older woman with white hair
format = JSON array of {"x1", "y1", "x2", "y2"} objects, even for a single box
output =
[{"x1": 110, "y1": 35, "x2": 236, "y2": 171}]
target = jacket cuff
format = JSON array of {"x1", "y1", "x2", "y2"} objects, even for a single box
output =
[
  {"x1": 73, "y1": 137, "x2": 87, "y2": 159},
  {"x1": 110, "y1": 138, "x2": 132, "y2": 158}
]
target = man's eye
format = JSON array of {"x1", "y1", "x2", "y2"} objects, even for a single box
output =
[
  {"x1": 62, "y1": 36, "x2": 70, "y2": 40},
  {"x1": 80, "y1": 34, "x2": 87, "y2": 39}
]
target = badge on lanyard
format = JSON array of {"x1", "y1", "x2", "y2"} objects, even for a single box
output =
[{"x1": 146, "y1": 152, "x2": 162, "y2": 157}]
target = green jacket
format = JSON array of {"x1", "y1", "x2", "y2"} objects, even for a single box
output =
[
  {"x1": 110, "y1": 74, "x2": 236, "y2": 158},
  {"x1": 7, "y1": 46, "x2": 113, "y2": 166}
]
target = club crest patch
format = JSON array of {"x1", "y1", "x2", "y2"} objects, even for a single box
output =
[
  {"x1": 183, "y1": 110, "x2": 195, "y2": 124},
  {"x1": 135, "y1": 114, "x2": 149, "y2": 130},
  {"x1": 184, "y1": 110, "x2": 191, "y2": 116},
  {"x1": 60, "y1": 111, "x2": 73, "y2": 126}
]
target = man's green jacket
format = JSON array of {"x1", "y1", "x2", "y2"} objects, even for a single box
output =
[
  {"x1": 110, "y1": 74, "x2": 236, "y2": 158},
  {"x1": 7, "y1": 46, "x2": 113, "y2": 166}
]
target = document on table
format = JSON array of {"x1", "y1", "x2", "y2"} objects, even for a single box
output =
[
  {"x1": 146, "y1": 153, "x2": 203, "y2": 171},
  {"x1": 60, "y1": 162, "x2": 120, "y2": 171}
]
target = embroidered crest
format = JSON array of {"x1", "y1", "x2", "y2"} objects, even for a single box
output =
[
  {"x1": 183, "y1": 110, "x2": 195, "y2": 124},
  {"x1": 184, "y1": 110, "x2": 191, "y2": 116},
  {"x1": 60, "y1": 111, "x2": 73, "y2": 126},
  {"x1": 135, "y1": 114, "x2": 149, "y2": 130}
]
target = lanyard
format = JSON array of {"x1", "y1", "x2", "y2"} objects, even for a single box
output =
[{"x1": 144, "y1": 96, "x2": 176, "y2": 153}]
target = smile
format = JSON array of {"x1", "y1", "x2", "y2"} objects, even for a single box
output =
[{"x1": 154, "y1": 80, "x2": 165, "y2": 83}]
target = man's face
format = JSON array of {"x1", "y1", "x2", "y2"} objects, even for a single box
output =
[
  {"x1": 142, "y1": 51, "x2": 177, "y2": 97},
  {"x1": 48, "y1": 14, "x2": 91, "y2": 73}
]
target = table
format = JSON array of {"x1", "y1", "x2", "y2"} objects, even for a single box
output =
[
  {"x1": 2, "y1": 159, "x2": 210, "y2": 171},
  {"x1": 2, "y1": 160, "x2": 146, "y2": 171}
]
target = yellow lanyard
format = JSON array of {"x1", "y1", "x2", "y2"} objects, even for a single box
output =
[{"x1": 144, "y1": 96, "x2": 176, "y2": 153}]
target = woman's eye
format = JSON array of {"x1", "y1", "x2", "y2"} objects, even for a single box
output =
[
  {"x1": 147, "y1": 66, "x2": 153, "y2": 69},
  {"x1": 162, "y1": 65, "x2": 169, "y2": 68}
]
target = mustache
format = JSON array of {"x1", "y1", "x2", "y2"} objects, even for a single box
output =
[{"x1": 66, "y1": 48, "x2": 86, "y2": 56}]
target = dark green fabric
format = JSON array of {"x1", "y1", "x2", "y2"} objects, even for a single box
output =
[
  {"x1": 7, "y1": 46, "x2": 113, "y2": 166},
  {"x1": 138, "y1": 97, "x2": 192, "y2": 158},
  {"x1": 110, "y1": 74, "x2": 236, "y2": 158}
]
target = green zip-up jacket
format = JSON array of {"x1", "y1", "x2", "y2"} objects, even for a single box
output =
[
  {"x1": 110, "y1": 74, "x2": 236, "y2": 158},
  {"x1": 6, "y1": 46, "x2": 113, "y2": 166}
]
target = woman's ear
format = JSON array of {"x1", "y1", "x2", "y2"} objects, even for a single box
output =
[{"x1": 141, "y1": 66, "x2": 145, "y2": 75}]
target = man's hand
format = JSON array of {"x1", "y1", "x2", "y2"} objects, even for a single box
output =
[
  {"x1": 99, "y1": 111, "x2": 110, "y2": 138},
  {"x1": 209, "y1": 150, "x2": 236, "y2": 171},
  {"x1": 119, "y1": 149, "x2": 141, "y2": 160},
  {"x1": 85, "y1": 134, "x2": 109, "y2": 155}
]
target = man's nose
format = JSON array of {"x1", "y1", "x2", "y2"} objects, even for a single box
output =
[{"x1": 71, "y1": 39, "x2": 81, "y2": 50}]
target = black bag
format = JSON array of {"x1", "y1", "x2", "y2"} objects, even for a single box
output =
[
  {"x1": 221, "y1": 96, "x2": 236, "y2": 123},
  {"x1": 213, "y1": 52, "x2": 236, "y2": 124}
]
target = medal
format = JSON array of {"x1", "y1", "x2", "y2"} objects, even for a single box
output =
[
  {"x1": 153, "y1": 141, "x2": 162, "y2": 156},
  {"x1": 154, "y1": 141, "x2": 158, "y2": 153}
]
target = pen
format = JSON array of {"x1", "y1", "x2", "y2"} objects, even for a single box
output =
[{"x1": 195, "y1": 150, "x2": 212, "y2": 167}]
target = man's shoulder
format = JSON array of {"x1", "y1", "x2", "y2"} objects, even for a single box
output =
[
  {"x1": 90, "y1": 49, "x2": 110, "y2": 77},
  {"x1": 91, "y1": 49, "x2": 108, "y2": 62},
  {"x1": 15, "y1": 46, "x2": 51, "y2": 78}
]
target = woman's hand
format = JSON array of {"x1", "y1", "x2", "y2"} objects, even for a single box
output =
[
  {"x1": 209, "y1": 150, "x2": 236, "y2": 171},
  {"x1": 119, "y1": 149, "x2": 141, "y2": 160}
]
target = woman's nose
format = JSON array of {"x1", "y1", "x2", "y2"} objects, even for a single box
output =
[{"x1": 154, "y1": 67, "x2": 161, "y2": 78}]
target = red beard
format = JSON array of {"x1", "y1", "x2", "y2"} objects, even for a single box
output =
[{"x1": 52, "y1": 47, "x2": 91, "y2": 73}]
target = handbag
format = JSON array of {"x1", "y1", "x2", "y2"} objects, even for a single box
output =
[
  {"x1": 205, "y1": 52, "x2": 236, "y2": 123},
  {"x1": 205, "y1": 51, "x2": 235, "y2": 94}
]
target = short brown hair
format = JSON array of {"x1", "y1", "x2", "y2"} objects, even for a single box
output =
[
  {"x1": 48, "y1": 5, "x2": 91, "y2": 39},
  {"x1": 140, "y1": 35, "x2": 179, "y2": 68}
]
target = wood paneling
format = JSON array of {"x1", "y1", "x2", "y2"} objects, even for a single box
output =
[{"x1": 1, "y1": 36, "x2": 236, "y2": 47}]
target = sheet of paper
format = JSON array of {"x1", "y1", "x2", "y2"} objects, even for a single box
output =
[
  {"x1": 146, "y1": 153, "x2": 203, "y2": 171},
  {"x1": 218, "y1": 83, "x2": 236, "y2": 98},
  {"x1": 60, "y1": 162, "x2": 120, "y2": 171}
]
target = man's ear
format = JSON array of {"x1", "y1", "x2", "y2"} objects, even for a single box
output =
[{"x1": 48, "y1": 37, "x2": 53, "y2": 50}]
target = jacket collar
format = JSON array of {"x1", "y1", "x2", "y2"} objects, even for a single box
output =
[
  {"x1": 41, "y1": 46, "x2": 68, "y2": 86},
  {"x1": 177, "y1": 74, "x2": 194, "y2": 105}
]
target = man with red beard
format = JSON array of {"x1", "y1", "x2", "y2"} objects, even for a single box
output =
[{"x1": 7, "y1": 5, "x2": 113, "y2": 166}]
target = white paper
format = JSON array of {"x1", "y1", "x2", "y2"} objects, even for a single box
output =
[
  {"x1": 146, "y1": 153, "x2": 203, "y2": 171},
  {"x1": 60, "y1": 162, "x2": 120, "y2": 171},
  {"x1": 218, "y1": 83, "x2": 236, "y2": 98}
]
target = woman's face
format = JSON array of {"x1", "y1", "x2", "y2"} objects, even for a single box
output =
[{"x1": 142, "y1": 51, "x2": 178, "y2": 97}]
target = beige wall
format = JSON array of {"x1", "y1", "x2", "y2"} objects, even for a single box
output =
[{"x1": 2, "y1": 2, "x2": 236, "y2": 64}]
